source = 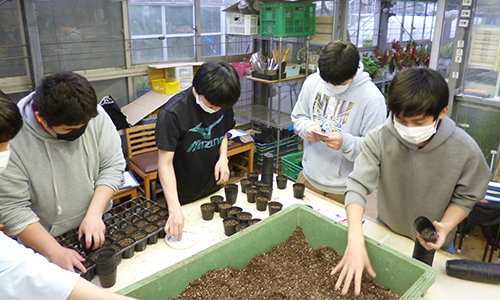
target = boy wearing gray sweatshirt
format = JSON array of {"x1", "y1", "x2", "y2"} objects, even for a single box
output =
[
  {"x1": 291, "y1": 41, "x2": 386, "y2": 204},
  {"x1": 0, "y1": 72, "x2": 125, "y2": 274},
  {"x1": 331, "y1": 68, "x2": 491, "y2": 296}
]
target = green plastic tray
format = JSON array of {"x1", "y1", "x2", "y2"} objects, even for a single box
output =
[{"x1": 117, "y1": 205, "x2": 435, "y2": 299}]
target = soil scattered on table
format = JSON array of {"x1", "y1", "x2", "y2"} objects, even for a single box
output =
[{"x1": 172, "y1": 227, "x2": 401, "y2": 300}]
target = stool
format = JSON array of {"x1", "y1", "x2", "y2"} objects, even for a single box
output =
[{"x1": 227, "y1": 142, "x2": 254, "y2": 173}]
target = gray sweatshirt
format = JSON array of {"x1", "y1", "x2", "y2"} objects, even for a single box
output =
[
  {"x1": 346, "y1": 115, "x2": 491, "y2": 247},
  {"x1": 0, "y1": 93, "x2": 125, "y2": 237},
  {"x1": 291, "y1": 66, "x2": 387, "y2": 194}
]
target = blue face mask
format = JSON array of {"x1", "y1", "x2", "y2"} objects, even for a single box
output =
[{"x1": 53, "y1": 123, "x2": 88, "y2": 141}]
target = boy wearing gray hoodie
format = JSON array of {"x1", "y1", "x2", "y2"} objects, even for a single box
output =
[
  {"x1": 0, "y1": 72, "x2": 125, "y2": 274},
  {"x1": 291, "y1": 41, "x2": 387, "y2": 203}
]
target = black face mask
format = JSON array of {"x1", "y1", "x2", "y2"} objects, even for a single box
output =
[{"x1": 54, "y1": 123, "x2": 88, "y2": 141}]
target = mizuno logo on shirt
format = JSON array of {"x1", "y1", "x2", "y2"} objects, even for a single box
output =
[{"x1": 188, "y1": 115, "x2": 224, "y2": 139}]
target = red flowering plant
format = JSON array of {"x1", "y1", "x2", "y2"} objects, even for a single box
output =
[{"x1": 375, "y1": 40, "x2": 430, "y2": 74}]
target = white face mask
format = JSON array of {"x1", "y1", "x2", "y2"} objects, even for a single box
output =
[
  {"x1": 196, "y1": 94, "x2": 217, "y2": 114},
  {"x1": 393, "y1": 119, "x2": 438, "y2": 145},
  {"x1": 0, "y1": 150, "x2": 10, "y2": 174},
  {"x1": 324, "y1": 80, "x2": 350, "y2": 95}
]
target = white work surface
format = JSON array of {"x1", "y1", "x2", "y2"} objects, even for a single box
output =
[{"x1": 100, "y1": 178, "x2": 499, "y2": 299}]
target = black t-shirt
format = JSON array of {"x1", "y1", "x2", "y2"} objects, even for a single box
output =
[{"x1": 156, "y1": 88, "x2": 235, "y2": 204}]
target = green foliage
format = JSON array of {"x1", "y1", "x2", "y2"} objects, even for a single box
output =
[
  {"x1": 362, "y1": 39, "x2": 373, "y2": 48},
  {"x1": 374, "y1": 40, "x2": 431, "y2": 74},
  {"x1": 361, "y1": 54, "x2": 381, "y2": 79}
]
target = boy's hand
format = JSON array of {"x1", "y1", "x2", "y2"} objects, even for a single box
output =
[
  {"x1": 214, "y1": 156, "x2": 230, "y2": 185},
  {"x1": 323, "y1": 132, "x2": 344, "y2": 150},
  {"x1": 306, "y1": 125, "x2": 324, "y2": 143},
  {"x1": 417, "y1": 220, "x2": 447, "y2": 251},
  {"x1": 165, "y1": 208, "x2": 185, "y2": 240},
  {"x1": 331, "y1": 236, "x2": 376, "y2": 296},
  {"x1": 48, "y1": 246, "x2": 87, "y2": 273},
  {"x1": 78, "y1": 214, "x2": 106, "y2": 250}
]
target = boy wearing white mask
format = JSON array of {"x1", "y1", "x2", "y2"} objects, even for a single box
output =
[
  {"x1": 331, "y1": 68, "x2": 491, "y2": 296},
  {"x1": 156, "y1": 61, "x2": 240, "y2": 240},
  {"x1": 0, "y1": 90, "x2": 134, "y2": 300},
  {"x1": 291, "y1": 41, "x2": 386, "y2": 204}
]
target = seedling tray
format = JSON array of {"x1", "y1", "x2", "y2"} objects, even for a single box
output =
[
  {"x1": 55, "y1": 196, "x2": 167, "y2": 281},
  {"x1": 117, "y1": 205, "x2": 435, "y2": 299}
]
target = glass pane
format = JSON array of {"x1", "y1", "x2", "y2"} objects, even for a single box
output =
[
  {"x1": 131, "y1": 38, "x2": 164, "y2": 64},
  {"x1": 387, "y1": 1, "x2": 437, "y2": 43},
  {"x1": 347, "y1": 0, "x2": 380, "y2": 48},
  {"x1": 226, "y1": 35, "x2": 253, "y2": 55},
  {"x1": 91, "y1": 78, "x2": 129, "y2": 108},
  {"x1": 165, "y1": 6, "x2": 193, "y2": 35},
  {"x1": 200, "y1": 6, "x2": 221, "y2": 33},
  {"x1": 436, "y1": 0, "x2": 460, "y2": 79},
  {"x1": 36, "y1": 0, "x2": 125, "y2": 73},
  {"x1": 202, "y1": 35, "x2": 222, "y2": 57},
  {"x1": 134, "y1": 75, "x2": 153, "y2": 99},
  {"x1": 129, "y1": 5, "x2": 162, "y2": 35},
  {"x1": 0, "y1": 2, "x2": 26, "y2": 77},
  {"x1": 314, "y1": 0, "x2": 334, "y2": 17},
  {"x1": 167, "y1": 37, "x2": 194, "y2": 60}
]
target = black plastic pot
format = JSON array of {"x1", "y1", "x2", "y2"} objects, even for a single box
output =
[
  {"x1": 414, "y1": 216, "x2": 437, "y2": 241},
  {"x1": 412, "y1": 238, "x2": 436, "y2": 266},
  {"x1": 237, "y1": 212, "x2": 252, "y2": 224},
  {"x1": 79, "y1": 235, "x2": 95, "y2": 256},
  {"x1": 246, "y1": 187, "x2": 258, "y2": 203},
  {"x1": 155, "y1": 219, "x2": 167, "y2": 239},
  {"x1": 228, "y1": 206, "x2": 243, "y2": 219},
  {"x1": 223, "y1": 217, "x2": 239, "y2": 236},
  {"x1": 276, "y1": 175, "x2": 288, "y2": 189},
  {"x1": 247, "y1": 172, "x2": 259, "y2": 186},
  {"x1": 268, "y1": 201, "x2": 283, "y2": 216},
  {"x1": 200, "y1": 203, "x2": 216, "y2": 221},
  {"x1": 218, "y1": 201, "x2": 233, "y2": 218},
  {"x1": 143, "y1": 224, "x2": 159, "y2": 244},
  {"x1": 293, "y1": 183, "x2": 305, "y2": 199},
  {"x1": 235, "y1": 223, "x2": 249, "y2": 232},
  {"x1": 446, "y1": 259, "x2": 500, "y2": 283},
  {"x1": 210, "y1": 195, "x2": 224, "y2": 212},
  {"x1": 130, "y1": 230, "x2": 148, "y2": 252},
  {"x1": 240, "y1": 179, "x2": 252, "y2": 193},
  {"x1": 248, "y1": 218, "x2": 262, "y2": 226},
  {"x1": 94, "y1": 247, "x2": 119, "y2": 288},
  {"x1": 258, "y1": 186, "x2": 273, "y2": 199},
  {"x1": 224, "y1": 184, "x2": 238, "y2": 204},
  {"x1": 255, "y1": 195, "x2": 270, "y2": 211}
]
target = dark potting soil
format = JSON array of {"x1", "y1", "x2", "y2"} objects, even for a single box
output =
[
  {"x1": 144, "y1": 225, "x2": 158, "y2": 234},
  {"x1": 155, "y1": 219, "x2": 167, "y2": 227},
  {"x1": 256, "y1": 196, "x2": 269, "y2": 202},
  {"x1": 238, "y1": 214, "x2": 252, "y2": 221},
  {"x1": 117, "y1": 237, "x2": 134, "y2": 248},
  {"x1": 150, "y1": 205, "x2": 161, "y2": 213},
  {"x1": 202, "y1": 205, "x2": 215, "y2": 211},
  {"x1": 228, "y1": 208, "x2": 242, "y2": 215},
  {"x1": 269, "y1": 204, "x2": 281, "y2": 209},
  {"x1": 124, "y1": 226, "x2": 138, "y2": 235},
  {"x1": 131, "y1": 231, "x2": 146, "y2": 240},
  {"x1": 219, "y1": 203, "x2": 232, "y2": 210},
  {"x1": 247, "y1": 189, "x2": 258, "y2": 194},
  {"x1": 134, "y1": 220, "x2": 148, "y2": 228},
  {"x1": 172, "y1": 227, "x2": 401, "y2": 300},
  {"x1": 294, "y1": 185, "x2": 305, "y2": 190},
  {"x1": 223, "y1": 219, "x2": 239, "y2": 227},
  {"x1": 109, "y1": 232, "x2": 125, "y2": 242},
  {"x1": 158, "y1": 209, "x2": 168, "y2": 217},
  {"x1": 147, "y1": 214, "x2": 160, "y2": 222}
]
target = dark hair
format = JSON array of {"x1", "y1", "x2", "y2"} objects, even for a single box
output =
[
  {"x1": 192, "y1": 61, "x2": 240, "y2": 107},
  {"x1": 0, "y1": 90, "x2": 23, "y2": 143},
  {"x1": 32, "y1": 71, "x2": 98, "y2": 127},
  {"x1": 318, "y1": 41, "x2": 360, "y2": 85},
  {"x1": 387, "y1": 68, "x2": 449, "y2": 120}
]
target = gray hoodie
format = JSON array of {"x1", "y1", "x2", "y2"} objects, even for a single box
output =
[
  {"x1": 0, "y1": 93, "x2": 125, "y2": 237},
  {"x1": 291, "y1": 65, "x2": 387, "y2": 194},
  {"x1": 346, "y1": 115, "x2": 491, "y2": 247}
]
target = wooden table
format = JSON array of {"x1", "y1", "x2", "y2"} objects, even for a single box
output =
[{"x1": 227, "y1": 141, "x2": 254, "y2": 173}]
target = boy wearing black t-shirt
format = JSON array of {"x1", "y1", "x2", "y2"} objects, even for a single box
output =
[{"x1": 156, "y1": 61, "x2": 241, "y2": 240}]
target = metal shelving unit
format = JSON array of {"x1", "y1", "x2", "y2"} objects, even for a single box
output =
[{"x1": 226, "y1": 34, "x2": 310, "y2": 168}]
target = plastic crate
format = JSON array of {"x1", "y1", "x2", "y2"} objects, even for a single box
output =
[
  {"x1": 226, "y1": 13, "x2": 259, "y2": 35},
  {"x1": 260, "y1": 3, "x2": 316, "y2": 37},
  {"x1": 281, "y1": 151, "x2": 303, "y2": 182},
  {"x1": 152, "y1": 79, "x2": 179, "y2": 95},
  {"x1": 285, "y1": 63, "x2": 301, "y2": 77},
  {"x1": 231, "y1": 62, "x2": 252, "y2": 76},
  {"x1": 254, "y1": 134, "x2": 299, "y2": 165},
  {"x1": 118, "y1": 205, "x2": 435, "y2": 299},
  {"x1": 165, "y1": 66, "x2": 193, "y2": 80}
]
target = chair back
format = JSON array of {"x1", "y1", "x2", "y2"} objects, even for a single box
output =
[{"x1": 125, "y1": 123, "x2": 157, "y2": 160}]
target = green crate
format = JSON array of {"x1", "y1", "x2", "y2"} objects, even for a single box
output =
[
  {"x1": 281, "y1": 151, "x2": 303, "y2": 182},
  {"x1": 260, "y1": 3, "x2": 316, "y2": 37},
  {"x1": 254, "y1": 134, "x2": 299, "y2": 165},
  {"x1": 118, "y1": 205, "x2": 435, "y2": 299}
]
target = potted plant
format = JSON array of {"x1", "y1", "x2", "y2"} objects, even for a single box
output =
[
  {"x1": 361, "y1": 54, "x2": 382, "y2": 79},
  {"x1": 375, "y1": 40, "x2": 431, "y2": 77}
]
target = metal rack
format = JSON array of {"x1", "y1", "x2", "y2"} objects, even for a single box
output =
[{"x1": 226, "y1": 34, "x2": 310, "y2": 168}]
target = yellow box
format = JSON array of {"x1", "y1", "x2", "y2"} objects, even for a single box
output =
[{"x1": 152, "y1": 79, "x2": 179, "y2": 95}]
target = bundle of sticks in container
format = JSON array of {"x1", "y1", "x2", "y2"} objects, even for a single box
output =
[{"x1": 271, "y1": 45, "x2": 291, "y2": 71}]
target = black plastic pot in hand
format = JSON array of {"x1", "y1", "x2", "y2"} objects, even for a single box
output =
[
  {"x1": 240, "y1": 179, "x2": 252, "y2": 193},
  {"x1": 223, "y1": 217, "x2": 239, "y2": 236},
  {"x1": 255, "y1": 195, "x2": 270, "y2": 211},
  {"x1": 276, "y1": 175, "x2": 288, "y2": 189},
  {"x1": 293, "y1": 183, "x2": 305, "y2": 199},
  {"x1": 79, "y1": 235, "x2": 95, "y2": 256},
  {"x1": 268, "y1": 201, "x2": 283, "y2": 216},
  {"x1": 218, "y1": 201, "x2": 233, "y2": 218},
  {"x1": 224, "y1": 184, "x2": 238, "y2": 204},
  {"x1": 200, "y1": 203, "x2": 216, "y2": 221},
  {"x1": 246, "y1": 187, "x2": 258, "y2": 203},
  {"x1": 412, "y1": 238, "x2": 436, "y2": 266},
  {"x1": 94, "y1": 247, "x2": 119, "y2": 288},
  {"x1": 210, "y1": 195, "x2": 224, "y2": 212}
]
